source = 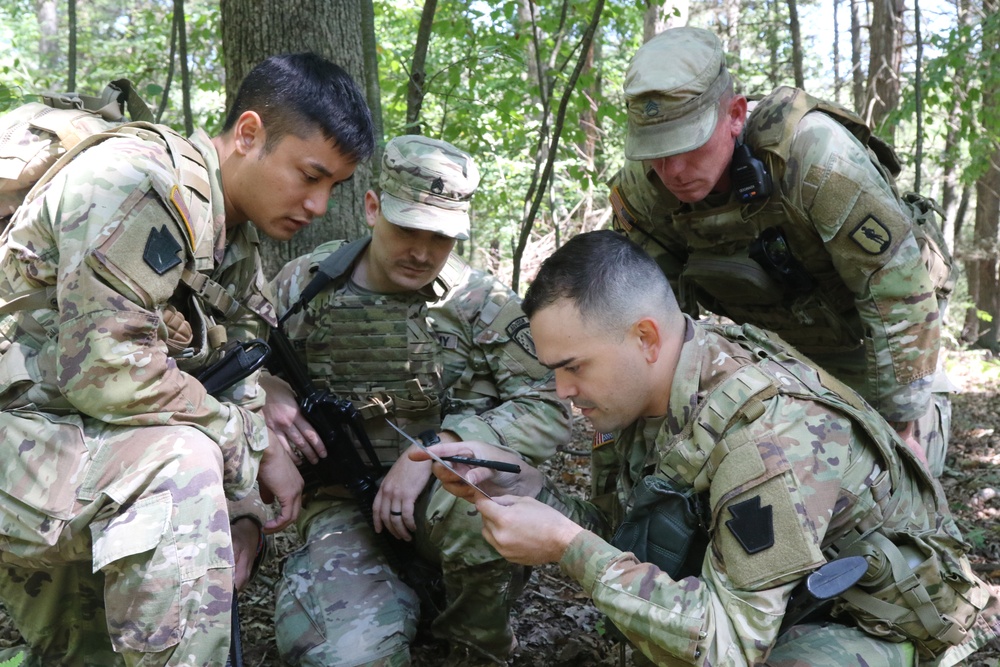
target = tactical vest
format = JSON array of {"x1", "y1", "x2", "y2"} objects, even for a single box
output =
[
  {"x1": 0, "y1": 119, "x2": 274, "y2": 411},
  {"x1": 296, "y1": 239, "x2": 472, "y2": 465},
  {"x1": 616, "y1": 86, "x2": 953, "y2": 354},
  {"x1": 629, "y1": 323, "x2": 984, "y2": 658}
]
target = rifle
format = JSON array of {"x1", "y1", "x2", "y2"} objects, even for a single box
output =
[
  {"x1": 196, "y1": 338, "x2": 271, "y2": 667},
  {"x1": 266, "y1": 322, "x2": 443, "y2": 618}
]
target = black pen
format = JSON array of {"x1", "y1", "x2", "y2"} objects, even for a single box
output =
[{"x1": 440, "y1": 455, "x2": 521, "y2": 474}]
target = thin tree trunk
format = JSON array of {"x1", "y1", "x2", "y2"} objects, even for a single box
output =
[
  {"x1": 788, "y1": 0, "x2": 805, "y2": 89},
  {"x1": 157, "y1": 7, "x2": 179, "y2": 124},
  {"x1": 67, "y1": 0, "x2": 76, "y2": 91},
  {"x1": 36, "y1": 1, "x2": 59, "y2": 81},
  {"x1": 913, "y1": 0, "x2": 923, "y2": 192},
  {"x1": 833, "y1": 0, "x2": 842, "y2": 102},
  {"x1": 176, "y1": 0, "x2": 194, "y2": 137},
  {"x1": 851, "y1": 0, "x2": 865, "y2": 114},
  {"x1": 404, "y1": 0, "x2": 438, "y2": 135}
]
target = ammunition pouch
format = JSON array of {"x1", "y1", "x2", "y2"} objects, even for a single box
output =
[
  {"x1": 610, "y1": 475, "x2": 709, "y2": 580},
  {"x1": 834, "y1": 530, "x2": 988, "y2": 659}
]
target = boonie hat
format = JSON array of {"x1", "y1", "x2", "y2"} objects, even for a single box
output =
[
  {"x1": 623, "y1": 27, "x2": 733, "y2": 161},
  {"x1": 379, "y1": 136, "x2": 480, "y2": 240}
]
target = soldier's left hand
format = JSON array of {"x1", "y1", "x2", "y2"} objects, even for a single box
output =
[
  {"x1": 257, "y1": 432, "x2": 304, "y2": 532},
  {"x1": 373, "y1": 441, "x2": 439, "y2": 541},
  {"x1": 474, "y1": 495, "x2": 584, "y2": 566},
  {"x1": 231, "y1": 517, "x2": 261, "y2": 590}
]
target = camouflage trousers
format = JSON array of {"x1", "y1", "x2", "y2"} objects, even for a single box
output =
[
  {"x1": 0, "y1": 410, "x2": 236, "y2": 666},
  {"x1": 274, "y1": 482, "x2": 524, "y2": 666}
]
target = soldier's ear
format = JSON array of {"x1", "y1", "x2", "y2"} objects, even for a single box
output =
[
  {"x1": 364, "y1": 190, "x2": 380, "y2": 228},
  {"x1": 232, "y1": 111, "x2": 264, "y2": 155},
  {"x1": 633, "y1": 317, "x2": 663, "y2": 364}
]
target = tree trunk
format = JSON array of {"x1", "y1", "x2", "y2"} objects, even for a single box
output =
[
  {"x1": 67, "y1": 0, "x2": 76, "y2": 91},
  {"x1": 851, "y1": 0, "x2": 865, "y2": 114},
  {"x1": 788, "y1": 0, "x2": 805, "y2": 89},
  {"x1": 36, "y1": 1, "x2": 59, "y2": 80},
  {"x1": 220, "y1": 0, "x2": 381, "y2": 278},
  {"x1": 404, "y1": 0, "x2": 438, "y2": 135},
  {"x1": 865, "y1": 0, "x2": 904, "y2": 140},
  {"x1": 644, "y1": 0, "x2": 687, "y2": 41},
  {"x1": 913, "y1": 0, "x2": 923, "y2": 192},
  {"x1": 177, "y1": 0, "x2": 194, "y2": 137},
  {"x1": 833, "y1": 0, "x2": 842, "y2": 103}
]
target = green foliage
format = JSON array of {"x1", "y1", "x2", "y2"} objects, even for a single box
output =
[{"x1": 0, "y1": 652, "x2": 23, "y2": 667}]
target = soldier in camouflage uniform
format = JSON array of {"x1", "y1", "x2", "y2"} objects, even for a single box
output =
[
  {"x1": 607, "y1": 27, "x2": 954, "y2": 475},
  {"x1": 264, "y1": 135, "x2": 572, "y2": 667},
  {"x1": 417, "y1": 230, "x2": 999, "y2": 667},
  {"x1": 0, "y1": 53, "x2": 374, "y2": 666}
]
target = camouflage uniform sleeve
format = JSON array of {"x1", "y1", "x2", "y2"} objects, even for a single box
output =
[
  {"x1": 785, "y1": 113, "x2": 938, "y2": 422},
  {"x1": 29, "y1": 138, "x2": 266, "y2": 499},
  {"x1": 434, "y1": 269, "x2": 571, "y2": 465},
  {"x1": 268, "y1": 252, "x2": 319, "y2": 342}
]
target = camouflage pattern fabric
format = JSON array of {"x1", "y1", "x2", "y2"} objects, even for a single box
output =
[
  {"x1": 270, "y1": 239, "x2": 570, "y2": 666},
  {"x1": 609, "y1": 92, "x2": 947, "y2": 460},
  {"x1": 0, "y1": 129, "x2": 271, "y2": 665},
  {"x1": 543, "y1": 318, "x2": 997, "y2": 666}
]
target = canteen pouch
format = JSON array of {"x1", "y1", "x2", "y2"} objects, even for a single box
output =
[{"x1": 610, "y1": 475, "x2": 709, "y2": 580}]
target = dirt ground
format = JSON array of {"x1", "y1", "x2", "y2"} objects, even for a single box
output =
[{"x1": 1, "y1": 348, "x2": 998, "y2": 666}]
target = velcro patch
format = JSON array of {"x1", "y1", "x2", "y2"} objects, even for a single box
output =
[
  {"x1": 609, "y1": 185, "x2": 637, "y2": 233},
  {"x1": 505, "y1": 315, "x2": 537, "y2": 358},
  {"x1": 435, "y1": 332, "x2": 459, "y2": 350},
  {"x1": 849, "y1": 215, "x2": 892, "y2": 254},
  {"x1": 725, "y1": 495, "x2": 774, "y2": 554},
  {"x1": 144, "y1": 225, "x2": 184, "y2": 275},
  {"x1": 593, "y1": 431, "x2": 616, "y2": 449}
]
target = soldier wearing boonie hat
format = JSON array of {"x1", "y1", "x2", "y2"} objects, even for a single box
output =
[
  {"x1": 379, "y1": 134, "x2": 480, "y2": 239},
  {"x1": 608, "y1": 27, "x2": 956, "y2": 482},
  {"x1": 267, "y1": 134, "x2": 571, "y2": 667}
]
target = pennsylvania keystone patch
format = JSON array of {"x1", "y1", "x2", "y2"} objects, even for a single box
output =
[
  {"x1": 143, "y1": 225, "x2": 183, "y2": 275},
  {"x1": 725, "y1": 495, "x2": 774, "y2": 554},
  {"x1": 850, "y1": 215, "x2": 892, "y2": 255}
]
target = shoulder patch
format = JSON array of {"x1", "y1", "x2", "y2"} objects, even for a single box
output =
[
  {"x1": 725, "y1": 495, "x2": 774, "y2": 554},
  {"x1": 849, "y1": 215, "x2": 892, "y2": 254},
  {"x1": 143, "y1": 224, "x2": 184, "y2": 275},
  {"x1": 593, "y1": 431, "x2": 616, "y2": 449},
  {"x1": 505, "y1": 315, "x2": 537, "y2": 358}
]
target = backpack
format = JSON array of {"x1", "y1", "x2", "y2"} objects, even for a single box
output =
[{"x1": 0, "y1": 79, "x2": 153, "y2": 229}]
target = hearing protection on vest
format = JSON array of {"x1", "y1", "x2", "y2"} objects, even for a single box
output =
[{"x1": 731, "y1": 140, "x2": 772, "y2": 203}]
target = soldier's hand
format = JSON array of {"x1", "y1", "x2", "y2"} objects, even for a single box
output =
[
  {"x1": 409, "y1": 441, "x2": 542, "y2": 501},
  {"x1": 231, "y1": 517, "x2": 261, "y2": 591},
  {"x1": 475, "y1": 495, "x2": 583, "y2": 566},
  {"x1": 257, "y1": 433, "x2": 304, "y2": 533},
  {"x1": 373, "y1": 442, "x2": 437, "y2": 541},
  {"x1": 260, "y1": 372, "x2": 326, "y2": 464}
]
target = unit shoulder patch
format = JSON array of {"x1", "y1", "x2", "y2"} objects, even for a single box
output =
[
  {"x1": 849, "y1": 215, "x2": 892, "y2": 255},
  {"x1": 144, "y1": 224, "x2": 184, "y2": 275},
  {"x1": 505, "y1": 315, "x2": 537, "y2": 358},
  {"x1": 725, "y1": 495, "x2": 774, "y2": 554}
]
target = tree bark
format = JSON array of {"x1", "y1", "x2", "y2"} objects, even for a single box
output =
[
  {"x1": 67, "y1": 0, "x2": 76, "y2": 91},
  {"x1": 177, "y1": 0, "x2": 193, "y2": 137},
  {"x1": 644, "y1": 0, "x2": 687, "y2": 41},
  {"x1": 865, "y1": 0, "x2": 905, "y2": 140},
  {"x1": 36, "y1": 1, "x2": 59, "y2": 80},
  {"x1": 220, "y1": 0, "x2": 381, "y2": 278},
  {"x1": 851, "y1": 0, "x2": 865, "y2": 114}
]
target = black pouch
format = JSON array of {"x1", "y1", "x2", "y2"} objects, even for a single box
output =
[{"x1": 610, "y1": 475, "x2": 709, "y2": 580}]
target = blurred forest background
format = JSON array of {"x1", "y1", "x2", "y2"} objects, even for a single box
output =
[{"x1": 1, "y1": 0, "x2": 998, "y2": 354}]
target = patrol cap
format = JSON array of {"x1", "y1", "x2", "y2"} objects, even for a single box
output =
[
  {"x1": 379, "y1": 135, "x2": 480, "y2": 240},
  {"x1": 623, "y1": 27, "x2": 733, "y2": 161}
]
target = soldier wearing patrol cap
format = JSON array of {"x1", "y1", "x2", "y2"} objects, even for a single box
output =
[
  {"x1": 265, "y1": 135, "x2": 571, "y2": 667},
  {"x1": 608, "y1": 27, "x2": 954, "y2": 476},
  {"x1": 0, "y1": 53, "x2": 374, "y2": 665}
]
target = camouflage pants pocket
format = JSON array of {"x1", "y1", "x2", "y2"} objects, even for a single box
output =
[
  {"x1": 90, "y1": 489, "x2": 183, "y2": 654},
  {"x1": 0, "y1": 409, "x2": 88, "y2": 552}
]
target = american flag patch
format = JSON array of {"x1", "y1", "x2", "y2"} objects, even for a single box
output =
[{"x1": 593, "y1": 431, "x2": 615, "y2": 449}]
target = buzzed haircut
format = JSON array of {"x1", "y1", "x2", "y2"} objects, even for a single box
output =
[
  {"x1": 523, "y1": 230, "x2": 679, "y2": 337},
  {"x1": 222, "y1": 52, "x2": 376, "y2": 163}
]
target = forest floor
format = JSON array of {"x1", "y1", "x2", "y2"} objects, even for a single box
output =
[{"x1": 0, "y1": 348, "x2": 998, "y2": 666}]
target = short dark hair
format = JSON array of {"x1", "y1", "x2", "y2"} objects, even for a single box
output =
[
  {"x1": 523, "y1": 230, "x2": 678, "y2": 337},
  {"x1": 222, "y1": 52, "x2": 376, "y2": 163}
]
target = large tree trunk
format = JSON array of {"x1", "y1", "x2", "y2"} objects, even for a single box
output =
[
  {"x1": 865, "y1": 0, "x2": 905, "y2": 140},
  {"x1": 220, "y1": 0, "x2": 381, "y2": 278},
  {"x1": 788, "y1": 0, "x2": 805, "y2": 89}
]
